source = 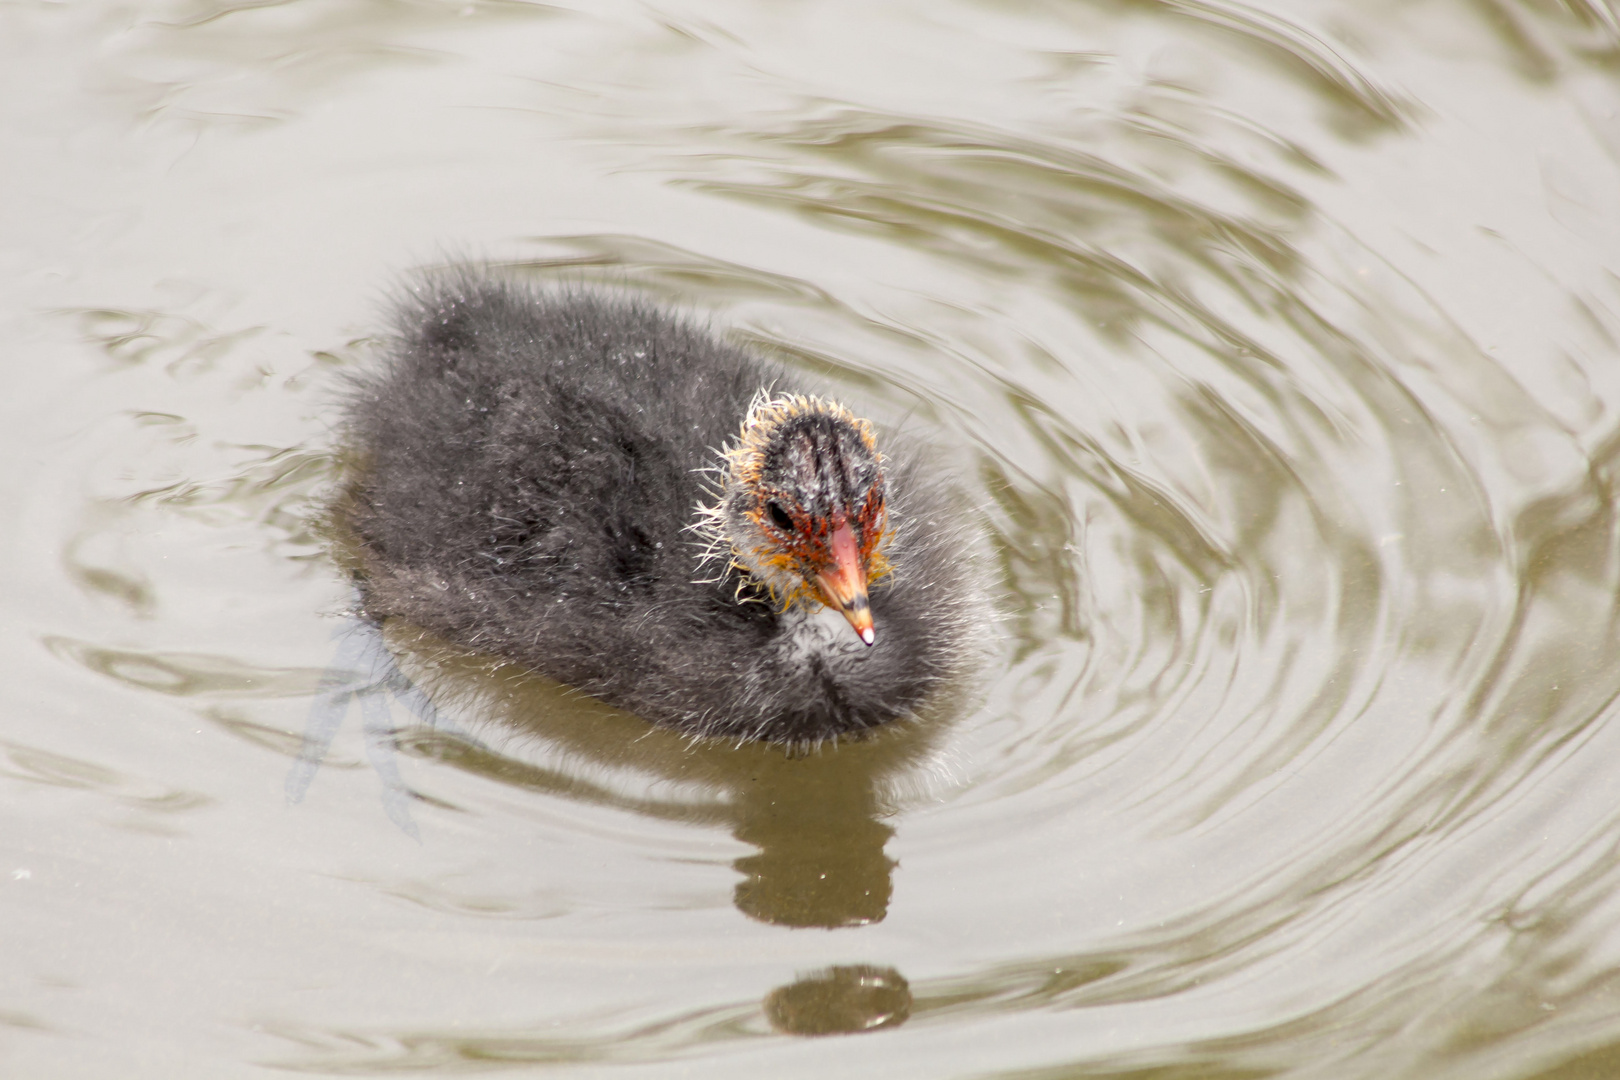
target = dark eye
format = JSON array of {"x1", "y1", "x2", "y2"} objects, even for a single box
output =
[{"x1": 766, "y1": 500, "x2": 794, "y2": 531}]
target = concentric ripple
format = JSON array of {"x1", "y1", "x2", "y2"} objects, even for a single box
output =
[{"x1": 12, "y1": 0, "x2": 1620, "y2": 1078}]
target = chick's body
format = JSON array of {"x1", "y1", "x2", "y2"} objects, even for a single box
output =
[{"x1": 341, "y1": 273, "x2": 985, "y2": 744}]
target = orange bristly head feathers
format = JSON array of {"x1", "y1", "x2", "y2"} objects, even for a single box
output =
[{"x1": 696, "y1": 392, "x2": 893, "y2": 645}]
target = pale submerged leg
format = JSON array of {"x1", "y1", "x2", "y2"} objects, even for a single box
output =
[{"x1": 286, "y1": 616, "x2": 471, "y2": 838}]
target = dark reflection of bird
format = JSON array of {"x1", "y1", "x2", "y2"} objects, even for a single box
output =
[{"x1": 334, "y1": 271, "x2": 989, "y2": 745}]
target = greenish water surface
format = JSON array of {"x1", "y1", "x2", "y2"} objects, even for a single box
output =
[{"x1": 6, "y1": 1, "x2": 1620, "y2": 1077}]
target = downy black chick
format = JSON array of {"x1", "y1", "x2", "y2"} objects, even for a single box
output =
[{"x1": 335, "y1": 271, "x2": 989, "y2": 745}]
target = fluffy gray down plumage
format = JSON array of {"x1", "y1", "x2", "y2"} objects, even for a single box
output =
[{"x1": 337, "y1": 271, "x2": 990, "y2": 744}]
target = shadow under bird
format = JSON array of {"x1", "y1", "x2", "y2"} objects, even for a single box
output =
[{"x1": 334, "y1": 271, "x2": 990, "y2": 745}]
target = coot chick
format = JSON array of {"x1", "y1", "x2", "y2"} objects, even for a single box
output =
[{"x1": 336, "y1": 271, "x2": 989, "y2": 745}]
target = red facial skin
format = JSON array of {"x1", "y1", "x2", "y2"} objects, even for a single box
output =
[
  {"x1": 761, "y1": 493, "x2": 888, "y2": 646},
  {"x1": 718, "y1": 394, "x2": 892, "y2": 646}
]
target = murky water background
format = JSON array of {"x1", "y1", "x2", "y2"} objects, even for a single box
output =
[{"x1": 8, "y1": 0, "x2": 1620, "y2": 1076}]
